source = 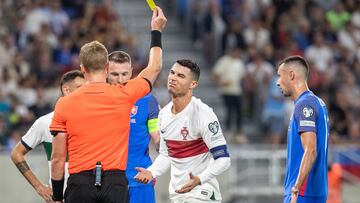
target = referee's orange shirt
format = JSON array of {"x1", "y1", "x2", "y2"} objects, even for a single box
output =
[{"x1": 50, "y1": 77, "x2": 151, "y2": 174}]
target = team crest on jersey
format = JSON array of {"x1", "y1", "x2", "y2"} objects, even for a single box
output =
[
  {"x1": 208, "y1": 121, "x2": 219, "y2": 135},
  {"x1": 180, "y1": 127, "x2": 189, "y2": 140},
  {"x1": 131, "y1": 106, "x2": 138, "y2": 117},
  {"x1": 302, "y1": 107, "x2": 314, "y2": 118}
]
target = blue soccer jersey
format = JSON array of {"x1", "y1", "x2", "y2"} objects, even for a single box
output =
[
  {"x1": 284, "y1": 90, "x2": 329, "y2": 197},
  {"x1": 127, "y1": 94, "x2": 160, "y2": 187}
]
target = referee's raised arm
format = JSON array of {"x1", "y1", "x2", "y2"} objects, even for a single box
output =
[{"x1": 138, "y1": 6, "x2": 167, "y2": 85}]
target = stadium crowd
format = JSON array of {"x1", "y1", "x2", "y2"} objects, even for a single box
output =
[
  {"x1": 1, "y1": 0, "x2": 360, "y2": 149},
  {"x1": 176, "y1": 0, "x2": 360, "y2": 145},
  {"x1": 0, "y1": 0, "x2": 148, "y2": 150}
]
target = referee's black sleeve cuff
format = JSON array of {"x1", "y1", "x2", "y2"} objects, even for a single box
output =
[
  {"x1": 142, "y1": 77, "x2": 153, "y2": 92},
  {"x1": 50, "y1": 130, "x2": 65, "y2": 137},
  {"x1": 21, "y1": 139, "x2": 32, "y2": 151}
]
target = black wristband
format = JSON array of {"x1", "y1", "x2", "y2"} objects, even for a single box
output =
[
  {"x1": 150, "y1": 30, "x2": 162, "y2": 48},
  {"x1": 51, "y1": 179, "x2": 64, "y2": 201}
]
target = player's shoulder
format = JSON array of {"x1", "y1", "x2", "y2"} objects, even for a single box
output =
[
  {"x1": 295, "y1": 91, "x2": 322, "y2": 115},
  {"x1": 138, "y1": 93, "x2": 157, "y2": 102},
  {"x1": 35, "y1": 111, "x2": 54, "y2": 126},
  {"x1": 296, "y1": 91, "x2": 321, "y2": 107},
  {"x1": 160, "y1": 101, "x2": 172, "y2": 114},
  {"x1": 191, "y1": 96, "x2": 214, "y2": 114}
]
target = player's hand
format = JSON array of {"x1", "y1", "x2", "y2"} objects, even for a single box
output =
[
  {"x1": 175, "y1": 173, "x2": 201, "y2": 193},
  {"x1": 151, "y1": 6, "x2": 167, "y2": 32},
  {"x1": 35, "y1": 183, "x2": 54, "y2": 203},
  {"x1": 290, "y1": 186, "x2": 299, "y2": 203},
  {"x1": 134, "y1": 167, "x2": 153, "y2": 184}
]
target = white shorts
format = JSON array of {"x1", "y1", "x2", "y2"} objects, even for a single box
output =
[{"x1": 171, "y1": 198, "x2": 221, "y2": 203}]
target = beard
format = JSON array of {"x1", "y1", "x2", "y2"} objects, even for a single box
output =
[{"x1": 281, "y1": 90, "x2": 291, "y2": 97}]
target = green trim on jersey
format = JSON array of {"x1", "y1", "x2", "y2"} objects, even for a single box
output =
[
  {"x1": 42, "y1": 142, "x2": 68, "y2": 161},
  {"x1": 43, "y1": 142, "x2": 52, "y2": 161},
  {"x1": 210, "y1": 191, "x2": 216, "y2": 200}
]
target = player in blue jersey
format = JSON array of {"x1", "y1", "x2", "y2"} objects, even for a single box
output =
[
  {"x1": 277, "y1": 55, "x2": 329, "y2": 203},
  {"x1": 107, "y1": 51, "x2": 160, "y2": 203}
]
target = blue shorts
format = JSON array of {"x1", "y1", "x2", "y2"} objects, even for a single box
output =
[
  {"x1": 283, "y1": 195, "x2": 327, "y2": 203},
  {"x1": 129, "y1": 186, "x2": 155, "y2": 203}
]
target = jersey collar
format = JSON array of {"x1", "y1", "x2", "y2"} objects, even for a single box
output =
[{"x1": 294, "y1": 90, "x2": 311, "y2": 104}]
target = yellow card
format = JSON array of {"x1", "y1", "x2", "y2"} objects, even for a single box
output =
[{"x1": 146, "y1": 0, "x2": 156, "y2": 11}]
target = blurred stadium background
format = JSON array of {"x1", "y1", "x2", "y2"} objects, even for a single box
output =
[{"x1": 0, "y1": 0, "x2": 359, "y2": 202}]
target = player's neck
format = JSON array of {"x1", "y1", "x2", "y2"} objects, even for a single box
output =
[
  {"x1": 85, "y1": 72, "x2": 107, "y2": 84},
  {"x1": 171, "y1": 93, "x2": 192, "y2": 114},
  {"x1": 292, "y1": 82, "x2": 309, "y2": 101}
]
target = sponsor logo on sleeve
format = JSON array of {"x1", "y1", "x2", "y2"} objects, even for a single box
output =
[{"x1": 300, "y1": 120, "x2": 315, "y2": 127}]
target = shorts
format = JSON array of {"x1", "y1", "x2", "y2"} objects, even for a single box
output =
[
  {"x1": 283, "y1": 195, "x2": 327, "y2": 203},
  {"x1": 65, "y1": 170, "x2": 129, "y2": 203},
  {"x1": 129, "y1": 186, "x2": 155, "y2": 203},
  {"x1": 171, "y1": 198, "x2": 221, "y2": 203}
]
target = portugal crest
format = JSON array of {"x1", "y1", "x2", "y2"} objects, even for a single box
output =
[{"x1": 180, "y1": 127, "x2": 189, "y2": 140}]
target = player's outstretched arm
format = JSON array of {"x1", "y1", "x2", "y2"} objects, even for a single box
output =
[
  {"x1": 134, "y1": 167, "x2": 153, "y2": 184},
  {"x1": 138, "y1": 6, "x2": 167, "y2": 85},
  {"x1": 11, "y1": 142, "x2": 53, "y2": 203}
]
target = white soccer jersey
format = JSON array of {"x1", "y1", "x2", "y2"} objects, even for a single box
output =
[
  {"x1": 21, "y1": 112, "x2": 69, "y2": 187},
  {"x1": 156, "y1": 97, "x2": 228, "y2": 201}
]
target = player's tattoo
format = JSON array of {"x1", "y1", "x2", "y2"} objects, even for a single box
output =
[{"x1": 15, "y1": 161, "x2": 30, "y2": 174}]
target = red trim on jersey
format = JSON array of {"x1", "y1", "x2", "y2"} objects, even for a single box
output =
[
  {"x1": 166, "y1": 138, "x2": 209, "y2": 158},
  {"x1": 300, "y1": 177, "x2": 309, "y2": 196}
]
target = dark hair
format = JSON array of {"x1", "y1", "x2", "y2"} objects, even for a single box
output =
[
  {"x1": 108, "y1": 51, "x2": 131, "y2": 65},
  {"x1": 79, "y1": 41, "x2": 108, "y2": 73},
  {"x1": 176, "y1": 59, "x2": 200, "y2": 81},
  {"x1": 60, "y1": 70, "x2": 84, "y2": 95},
  {"x1": 278, "y1": 55, "x2": 310, "y2": 77}
]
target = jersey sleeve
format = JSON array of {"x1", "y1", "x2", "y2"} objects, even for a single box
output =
[
  {"x1": 294, "y1": 99, "x2": 318, "y2": 134},
  {"x1": 123, "y1": 77, "x2": 151, "y2": 103},
  {"x1": 21, "y1": 117, "x2": 47, "y2": 150},
  {"x1": 49, "y1": 98, "x2": 67, "y2": 135},
  {"x1": 199, "y1": 106, "x2": 227, "y2": 150},
  {"x1": 199, "y1": 105, "x2": 230, "y2": 161},
  {"x1": 147, "y1": 95, "x2": 160, "y2": 133}
]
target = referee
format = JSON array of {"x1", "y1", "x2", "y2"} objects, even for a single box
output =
[{"x1": 50, "y1": 7, "x2": 167, "y2": 203}]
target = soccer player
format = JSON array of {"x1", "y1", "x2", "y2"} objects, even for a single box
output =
[
  {"x1": 135, "y1": 59, "x2": 231, "y2": 203},
  {"x1": 10, "y1": 70, "x2": 85, "y2": 203},
  {"x1": 276, "y1": 55, "x2": 329, "y2": 203},
  {"x1": 107, "y1": 50, "x2": 160, "y2": 203},
  {"x1": 49, "y1": 7, "x2": 166, "y2": 203}
]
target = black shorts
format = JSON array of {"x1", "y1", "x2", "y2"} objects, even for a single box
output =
[{"x1": 65, "y1": 170, "x2": 129, "y2": 203}]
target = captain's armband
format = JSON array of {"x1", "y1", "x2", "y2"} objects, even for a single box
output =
[{"x1": 210, "y1": 145, "x2": 230, "y2": 160}]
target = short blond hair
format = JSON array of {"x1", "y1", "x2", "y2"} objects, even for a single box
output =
[{"x1": 79, "y1": 41, "x2": 108, "y2": 73}]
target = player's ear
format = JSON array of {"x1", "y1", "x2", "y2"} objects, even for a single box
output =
[
  {"x1": 80, "y1": 65, "x2": 86, "y2": 74},
  {"x1": 104, "y1": 62, "x2": 109, "y2": 74},
  {"x1": 62, "y1": 85, "x2": 70, "y2": 96},
  {"x1": 289, "y1": 70, "x2": 295, "y2": 80},
  {"x1": 190, "y1": 81, "x2": 198, "y2": 89}
]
